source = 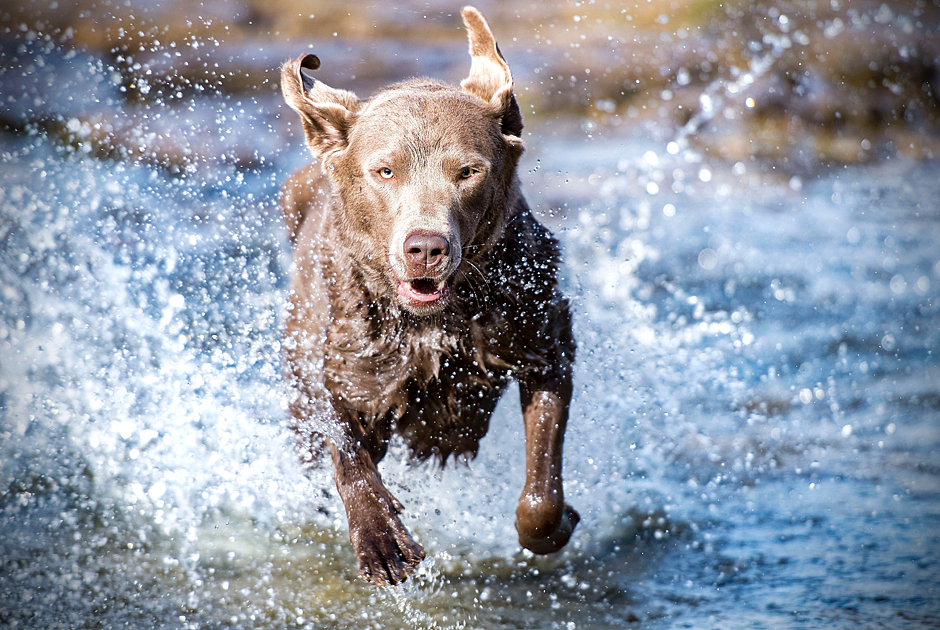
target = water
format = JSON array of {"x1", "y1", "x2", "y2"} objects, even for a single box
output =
[{"x1": 2, "y1": 18, "x2": 940, "y2": 630}]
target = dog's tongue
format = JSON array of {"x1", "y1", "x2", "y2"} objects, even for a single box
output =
[{"x1": 398, "y1": 278, "x2": 444, "y2": 303}]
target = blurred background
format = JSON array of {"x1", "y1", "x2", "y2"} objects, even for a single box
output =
[
  {"x1": 1, "y1": 1, "x2": 939, "y2": 629},
  {"x1": 3, "y1": 0, "x2": 939, "y2": 169}
]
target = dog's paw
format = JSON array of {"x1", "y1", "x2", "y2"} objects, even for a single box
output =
[
  {"x1": 352, "y1": 519, "x2": 425, "y2": 586},
  {"x1": 348, "y1": 497, "x2": 425, "y2": 586},
  {"x1": 516, "y1": 502, "x2": 580, "y2": 555}
]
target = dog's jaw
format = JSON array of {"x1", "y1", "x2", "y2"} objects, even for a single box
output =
[{"x1": 395, "y1": 275, "x2": 453, "y2": 314}]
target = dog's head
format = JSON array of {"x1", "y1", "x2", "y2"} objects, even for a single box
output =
[{"x1": 281, "y1": 7, "x2": 524, "y2": 315}]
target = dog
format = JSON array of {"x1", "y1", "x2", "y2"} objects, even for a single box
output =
[{"x1": 278, "y1": 6, "x2": 578, "y2": 586}]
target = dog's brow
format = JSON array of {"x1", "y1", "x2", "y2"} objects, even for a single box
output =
[{"x1": 443, "y1": 154, "x2": 490, "y2": 170}]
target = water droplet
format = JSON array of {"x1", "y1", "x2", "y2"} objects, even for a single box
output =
[
  {"x1": 698, "y1": 248, "x2": 718, "y2": 270},
  {"x1": 889, "y1": 275, "x2": 907, "y2": 295},
  {"x1": 881, "y1": 334, "x2": 896, "y2": 351}
]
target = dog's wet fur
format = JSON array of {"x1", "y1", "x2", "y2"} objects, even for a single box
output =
[{"x1": 279, "y1": 6, "x2": 578, "y2": 585}]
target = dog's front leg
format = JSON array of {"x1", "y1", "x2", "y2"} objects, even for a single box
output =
[
  {"x1": 515, "y1": 369, "x2": 580, "y2": 554},
  {"x1": 328, "y1": 423, "x2": 425, "y2": 585}
]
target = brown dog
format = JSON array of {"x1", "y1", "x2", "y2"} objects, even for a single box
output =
[{"x1": 279, "y1": 6, "x2": 578, "y2": 585}]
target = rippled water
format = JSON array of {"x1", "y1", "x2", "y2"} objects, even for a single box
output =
[{"x1": 2, "y1": 34, "x2": 940, "y2": 630}]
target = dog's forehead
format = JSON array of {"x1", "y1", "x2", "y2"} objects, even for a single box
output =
[
  {"x1": 364, "y1": 82, "x2": 482, "y2": 115},
  {"x1": 352, "y1": 83, "x2": 498, "y2": 147}
]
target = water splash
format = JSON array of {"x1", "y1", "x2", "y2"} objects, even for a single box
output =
[
  {"x1": 377, "y1": 557, "x2": 477, "y2": 630},
  {"x1": 670, "y1": 16, "x2": 796, "y2": 156}
]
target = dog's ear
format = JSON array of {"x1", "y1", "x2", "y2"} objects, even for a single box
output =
[
  {"x1": 281, "y1": 54, "x2": 361, "y2": 160},
  {"x1": 459, "y1": 6, "x2": 523, "y2": 138}
]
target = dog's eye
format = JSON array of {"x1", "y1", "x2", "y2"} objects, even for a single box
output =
[
  {"x1": 459, "y1": 167, "x2": 475, "y2": 180},
  {"x1": 379, "y1": 167, "x2": 394, "y2": 179}
]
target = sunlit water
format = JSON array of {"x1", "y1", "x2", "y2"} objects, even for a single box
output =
[{"x1": 2, "y1": 43, "x2": 940, "y2": 630}]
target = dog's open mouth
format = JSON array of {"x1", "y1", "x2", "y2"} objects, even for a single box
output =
[{"x1": 397, "y1": 277, "x2": 449, "y2": 304}]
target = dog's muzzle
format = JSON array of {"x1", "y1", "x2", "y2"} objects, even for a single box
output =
[{"x1": 393, "y1": 232, "x2": 457, "y2": 310}]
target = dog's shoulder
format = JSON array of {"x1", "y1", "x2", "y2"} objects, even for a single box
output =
[
  {"x1": 490, "y1": 201, "x2": 565, "y2": 304},
  {"x1": 484, "y1": 200, "x2": 574, "y2": 360}
]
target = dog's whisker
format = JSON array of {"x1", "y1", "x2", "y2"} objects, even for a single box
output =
[
  {"x1": 460, "y1": 267, "x2": 485, "y2": 307},
  {"x1": 458, "y1": 259, "x2": 491, "y2": 307},
  {"x1": 465, "y1": 260, "x2": 489, "y2": 289}
]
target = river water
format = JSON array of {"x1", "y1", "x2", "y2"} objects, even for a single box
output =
[{"x1": 2, "y1": 7, "x2": 940, "y2": 630}]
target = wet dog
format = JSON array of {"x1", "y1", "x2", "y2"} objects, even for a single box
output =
[{"x1": 279, "y1": 6, "x2": 578, "y2": 585}]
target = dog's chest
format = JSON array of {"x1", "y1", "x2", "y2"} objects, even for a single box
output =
[
  {"x1": 331, "y1": 320, "x2": 512, "y2": 462},
  {"x1": 323, "y1": 312, "x2": 509, "y2": 414}
]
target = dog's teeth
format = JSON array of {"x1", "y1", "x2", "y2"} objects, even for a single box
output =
[{"x1": 436, "y1": 280, "x2": 446, "y2": 291}]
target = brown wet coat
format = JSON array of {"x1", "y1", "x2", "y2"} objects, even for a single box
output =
[{"x1": 279, "y1": 6, "x2": 578, "y2": 585}]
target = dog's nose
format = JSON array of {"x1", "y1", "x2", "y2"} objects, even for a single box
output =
[{"x1": 404, "y1": 233, "x2": 450, "y2": 271}]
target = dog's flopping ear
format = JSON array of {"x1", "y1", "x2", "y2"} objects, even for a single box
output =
[
  {"x1": 281, "y1": 54, "x2": 361, "y2": 160},
  {"x1": 459, "y1": 6, "x2": 523, "y2": 139}
]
